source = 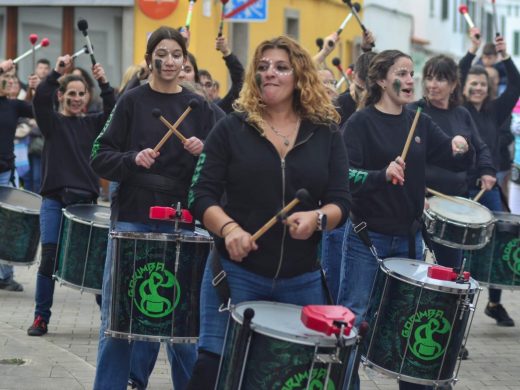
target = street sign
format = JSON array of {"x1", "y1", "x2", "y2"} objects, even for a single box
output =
[{"x1": 224, "y1": 0, "x2": 268, "y2": 22}]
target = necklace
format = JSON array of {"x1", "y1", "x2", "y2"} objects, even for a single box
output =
[{"x1": 266, "y1": 118, "x2": 301, "y2": 146}]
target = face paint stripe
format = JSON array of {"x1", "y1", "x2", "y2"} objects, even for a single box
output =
[{"x1": 393, "y1": 79, "x2": 401, "y2": 96}]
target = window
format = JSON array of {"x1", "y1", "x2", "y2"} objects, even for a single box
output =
[
  {"x1": 514, "y1": 31, "x2": 520, "y2": 56},
  {"x1": 429, "y1": 0, "x2": 435, "y2": 17},
  {"x1": 284, "y1": 9, "x2": 299, "y2": 41},
  {"x1": 442, "y1": 0, "x2": 449, "y2": 20}
]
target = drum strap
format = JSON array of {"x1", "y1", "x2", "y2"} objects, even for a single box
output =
[{"x1": 209, "y1": 248, "x2": 231, "y2": 310}]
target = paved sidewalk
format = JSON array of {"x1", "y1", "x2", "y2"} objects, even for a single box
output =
[{"x1": 1, "y1": 264, "x2": 519, "y2": 389}]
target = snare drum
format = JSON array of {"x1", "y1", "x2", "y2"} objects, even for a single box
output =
[
  {"x1": 464, "y1": 211, "x2": 520, "y2": 289},
  {"x1": 424, "y1": 196, "x2": 494, "y2": 250},
  {"x1": 216, "y1": 301, "x2": 357, "y2": 390},
  {"x1": 106, "y1": 228, "x2": 212, "y2": 342},
  {"x1": 0, "y1": 186, "x2": 41, "y2": 265},
  {"x1": 363, "y1": 258, "x2": 479, "y2": 387},
  {"x1": 54, "y1": 204, "x2": 111, "y2": 293}
]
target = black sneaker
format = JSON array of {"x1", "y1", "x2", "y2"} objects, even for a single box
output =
[
  {"x1": 27, "y1": 316, "x2": 48, "y2": 336},
  {"x1": 0, "y1": 277, "x2": 23, "y2": 292},
  {"x1": 459, "y1": 346, "x2": 469, "y2": 360},
  {"x1": 485, "y1": 303, "x2": 515, "y2": 327}
]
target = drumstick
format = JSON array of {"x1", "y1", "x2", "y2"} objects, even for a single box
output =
[
  {"x1": 13, "y1": 38, "x2": 50, "y2": 64},
  {"x1": 458, "y1": 5, "x2": 481, "y2": 40},
  {"x1": 391, "y1": 105, "x2": 423, "y2": 185},
  {"x1": 251, "y1": 189, "x2": 311, "y2": 242},
  {"x1": 473, "y1": 188, "x2": 486, "y2": 202},
  {"x1": 185, "y1": 0, "x2": 197, "y2": 31},
  {"x1": 217, "y1": 0, "x2": 229, "y2": 38},
  {"x1": 152, "y1": 100, "x2": 199, "y2": 152},
  {"x1": 426, "y1": 187, "x2": 467, "y2": 204}
]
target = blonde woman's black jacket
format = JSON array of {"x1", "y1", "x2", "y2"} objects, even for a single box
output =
[{"x1": 189, "y1": 112, "x2": 351, "y2": 278}]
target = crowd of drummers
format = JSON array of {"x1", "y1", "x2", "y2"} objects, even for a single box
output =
[{"x1": 1, "y1": 11, "x2": 520, "y2": 390}]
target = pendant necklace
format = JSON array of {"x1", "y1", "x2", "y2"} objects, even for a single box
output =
[{"x1": 266, "y1": 118, "x2": 301, "y2": 146}]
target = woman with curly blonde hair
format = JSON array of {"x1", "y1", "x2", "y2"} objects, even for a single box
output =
[{"x1": 186, "y1": 35, "x2": 351, "y2": 388}]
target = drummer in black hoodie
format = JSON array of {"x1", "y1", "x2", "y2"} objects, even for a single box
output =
[
  {"x1": 459, "y1": 31, "x2": 520, "y2": 327},
  {"x1": 339, "y1": 50, "x2": 473, "y2": 390},
  {"x1": 27, "y1": 55, "x2": 115, "y2": 337}
]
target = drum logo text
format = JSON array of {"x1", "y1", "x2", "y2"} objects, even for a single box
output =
[
  {"x1": 128, "y1": 262, "x2": 181, "y2": 318},
  {"x1": 401, "y1": 309, "x2": 451, "y2": 361},
  {"x1": 502, "y1": 238, "x2": 520, "y2": 276},
  {"x1": 281, "y1": 367, "x2": 335, "y2": 390}
]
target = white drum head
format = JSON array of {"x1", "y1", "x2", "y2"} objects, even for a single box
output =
[
  {"x1": 383, "y1": 258, "x2": 479, "y2": 293},
  {"x1": 428, "y1": 196, "x2": 493, "y2": 224},
  {"x1": 232, "y1": 301, "x2": 357, "y2": 347}
]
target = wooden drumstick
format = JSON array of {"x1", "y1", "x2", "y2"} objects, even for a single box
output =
[
  {"x1": 473, "y1": 188, "x2": 486, "y2": 202},
  {"x1": 152, "y1": 100, "x2": 198, "y2": 152},
  {"x1": 392, "y1": 105, "x2": 423, "y2": 185},
  {"x1": 426, "y1": 187, "x2": 466, "y2": 204},
  {"x1": 251, "y1": 189, "x2": 311, "y2": 242}
]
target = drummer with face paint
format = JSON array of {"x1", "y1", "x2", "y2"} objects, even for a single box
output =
[
  {"x1": 90, "y1": 26, "x2": 220, "y2": 390},
  {"x1": 338, "y1": 50, "x2": 474, "y2": 390},
  {"x1": 187, "y1": 35, "x2": 351, "y2": 389},
  {"x1": 26, "y1": 55, "x2": 115, "y2": 337}
]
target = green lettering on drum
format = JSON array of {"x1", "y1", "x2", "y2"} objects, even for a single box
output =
[
  {"x1": 502, "y1": 238, "x2": 520, "y2": 276},
  {"x1": 281, "y1": 368, "x2": 335, "y2": 390},
  {"x1": 128, "y1": 261, "x2": 181, "y2": 318}
]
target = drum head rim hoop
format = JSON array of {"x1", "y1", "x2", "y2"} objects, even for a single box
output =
[
  {"x1": 429, "y1": 236, "x2": 490, "y2": 250},
  {"x1": 103, "y1": 329, "x2": 198, "y2": 343},
  {"x1": 0, "y1": 185, "x2": 42, "y2": 214},
  {"x1": 0, "y1": 258, "x2": 37, "y2": 266},
  {"x1": 381, "y1": 258, "x2": 479, "y2": 294},
  {"x1": 231, "y1": 301, "x2": 357, "y2": 347},
  {"x1": 63, "y1": 204, "x2": 111, "y2": 228},
  {"x1": 109, "y1": 230, "x2": 213, "y2": 243},
  {"x1": 361, "y1": 356, "x2": 455, "y2": 387},
  {"x1": 426, "y1": 196, "x2": 494, "y2": 225},
  {"x1": 53, "y1": 275, "x2": 102, "y2": 295}
]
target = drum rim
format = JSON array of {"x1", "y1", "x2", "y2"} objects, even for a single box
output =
[
  {"x1": 424, "y1": 208, "x2": 495, "y2": 228},
  {"x1": 53, "y1": 275, "x2": 102, "y2": 295},
  {"x1": 0, "y1": 185, "x2": 42, "y2": 214},
  {"x1": 425, "y1": 196, "x2": 495, "y2": 225},
  {"x1": 361, "y1": 356, "x2": 455, "y2": 387},
  {"x1": 62, "y1": 204, "x2": 111, "y2": 228},
  {"x1": 381, "y1": 259, "x2": 480, "y2": 294},
  {"x1": 104, "y1": 329, "x2": 198, "y2": 343},
  {"x1": 231, "y1": 301, "x2": 357, "y2": 347},
  {"x1": 430, "y1": 235, "x2": 490, "y2": 250},
  {"x1": 109, "y1": 230, "x2": 213, "y2": 243},
  {"x1": 0, "y1": 258, "x2": 37, "y2": 266}
]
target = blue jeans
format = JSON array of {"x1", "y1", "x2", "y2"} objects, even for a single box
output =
[
  {"x1": 338, "y1": 221, "x2": 423, "y2": 326},
  {"x1": 469, "y1": 187, "x2": 503, "y2": 303},
  {"x1": 321, "y1": 222, "x2": 346, "y2": 303},
  {"x1": 28, "y1": 154, "x2": 42, "y2": 193},
  {"x1": 338, "y1": 221, "x2": 424, "y2": 390},
  {"x1": 198, "y1": 257, "x2": 327, "y2": 355},
  {"x1": 0, "y1": 173, "x2": 14, "y2": 280},
  {"x1": 94, "y1": 221, "x2": 197, "y2": 390},
  {"x1": 40, "y1": 197, "x2": 63, "y2": 244}
]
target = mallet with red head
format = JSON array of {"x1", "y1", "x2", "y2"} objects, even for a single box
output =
[
  {"x1": 13, "y1": 38, "x2": 50, "y2": 65},
  {"x1": 458, "y1": 5, "x2": 480, "y2": 40}
]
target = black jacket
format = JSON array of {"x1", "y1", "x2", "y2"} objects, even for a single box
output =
[
  {"x1": 344, "y1": 106, "x2": 474, "y2": 235},
  {"x1": 34, "y1": 70, "x2": 115, "y2": 197},
  {"x1": 189, "y1": 112, "x2": 351, "y2": 278}
]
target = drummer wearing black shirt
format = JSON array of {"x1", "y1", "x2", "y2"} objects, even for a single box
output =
[{"x1": 338, "y1": 50, "x2": 474, "y2": 390}]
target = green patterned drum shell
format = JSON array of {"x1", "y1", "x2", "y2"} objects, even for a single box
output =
[
  {"x1": 363, "y1": 259, "x2": 478, "y2": 386},
  {"x1": 464, "y1": 212, "x2": 520, "y2": 289},
  {"x1": 424, "y1": 196, "x2": 494, "y2": 250},
  {"x1": 54, "y1": 204, "x2": 111, "y2": 293},
  {"x1": 0, "y1": 186, "x2": 41, "y2": 265},
  {"x1": 216, "y1": 301, "x2": 357, "y2": 390},
  {"x1": 107, "y1": 230, "x2": 212, "y2": 342}
]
